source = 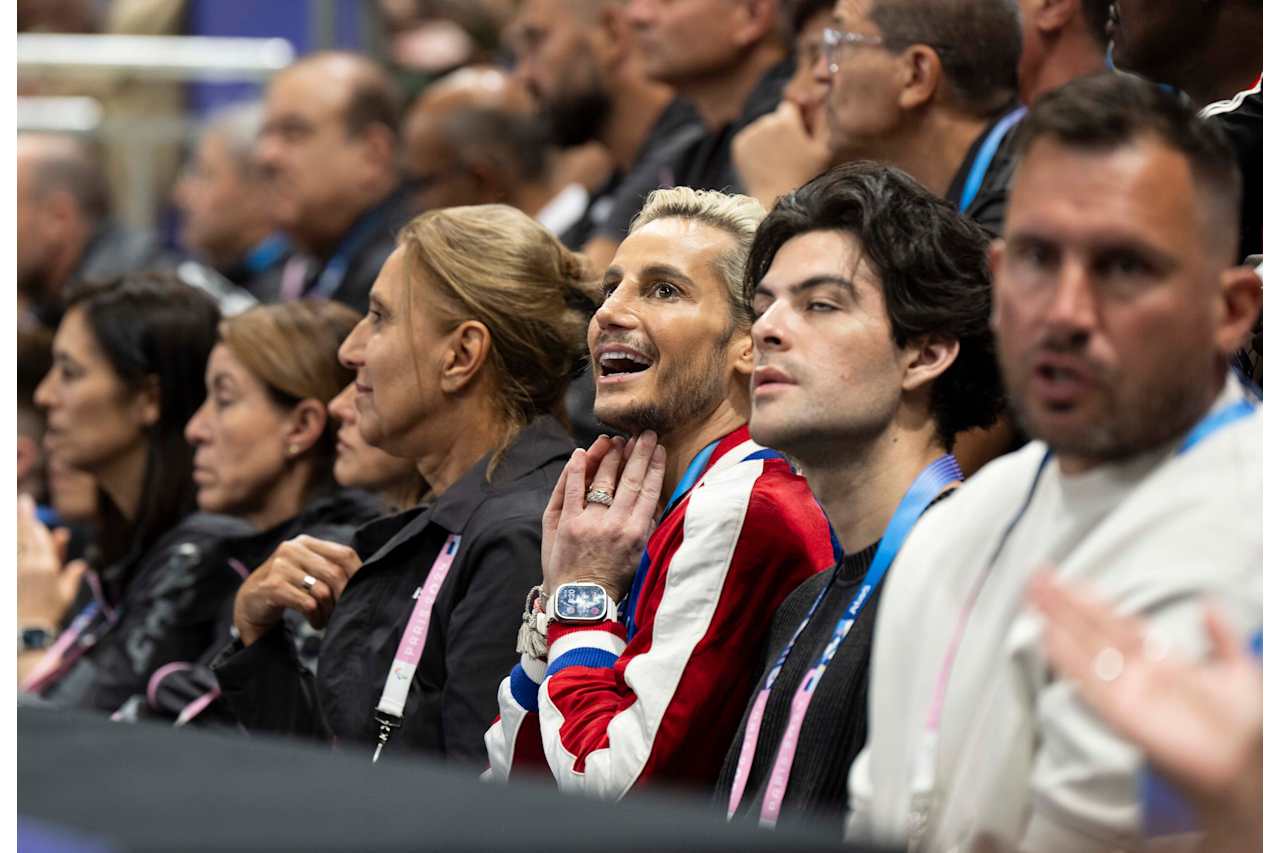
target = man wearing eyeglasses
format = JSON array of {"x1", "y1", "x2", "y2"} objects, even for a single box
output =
[{"x1": 815, "y1": 0, "x2": 1024, "y2": 237}]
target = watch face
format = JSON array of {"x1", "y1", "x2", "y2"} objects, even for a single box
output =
[{"x1": 556, "y1": 584, "x2": 607, "y2": 621}]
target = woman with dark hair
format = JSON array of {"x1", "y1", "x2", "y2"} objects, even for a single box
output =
[
  {"x1": 136, "y1": 301, "x2": 387, "y2": 725},
  {"x1": 213, "y1": 205, "x2": 592, "y2": 762},
  {"x1": 17, "y1": 274, "x2": 243, "y2": 705}
]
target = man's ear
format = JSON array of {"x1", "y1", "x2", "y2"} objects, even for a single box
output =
[
  {"x1": 902, "y1": 334, "x2": 960, "y2": 393},
  {"x1": 730, "y1": 0, "x2": 780, "y2": 49},
  {"x1": 1037, "y1": 0, "x2": 1076, "y2": 34},
  {"x1": 440, "y1": 320, "x2": 493, "y2": 395},
  {"x1": 595, "y1": 3, "x2": 631, "y2": 68},
  {"x1": 730, "y1": 326, "x2": 755, "y2": 377},
  {"x1": 897, "y1": 45, "x2": 944, "y2": 111},
  {"x1": 987, "y1": 239, "x2": 1007, "y2": 333},
  {"x1": 284, "y1": 399, "x2": 330, "y2": 457},
  {"x1": 359, "y1": 123, "x2": 399, "y2": 173},
  {"x1": 1215, "y1": 266, "x2": 1262, "y2": 357}
]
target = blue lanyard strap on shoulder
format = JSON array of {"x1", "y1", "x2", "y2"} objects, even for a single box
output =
[
  {"x1": 992, "y1": 395, "x2": 1257, "y2": 571},
  {"x1": 310, "y1": 198, "x2": 396, "y2": 299},
  {"x1": 1178, "y1": 398, "x2": 1255, "y2": 453},
  {"x1": 959, "y1": 106, "x2": 1027, "y2": 214},
  {"x1": 760, "y1": 453, "x2": 963, "y2": 692}
]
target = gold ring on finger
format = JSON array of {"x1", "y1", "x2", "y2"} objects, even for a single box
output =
[{"x1": 585, "y1": 488, "x2": 614, "y2": 507}]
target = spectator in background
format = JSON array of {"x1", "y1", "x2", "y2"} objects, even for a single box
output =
[
  {"x1": 1015, "y1": 0, "x2": 1109, "y2": 104},
  {"x1": 1111, "y1": 0, "x2": 1263, "y2": 389},
  {"x1": 257, "y1": 52, "x2": 417, "y2": 314},
  {"x1": 510, "y1": 0, "x2": 702, "y2": 270},
  {"x1": 379, "y1": 0, "x2": 518, "y2": 97},
  {"x1": 212, "y1": 206, "x2": 588, "y2": 763},
  {"x1": 18, "y1": 275, "x2": 247, "y2": 702},
  {"x1": 731, "y1": 0, "x2": 836, "y2": 209},
  {"x1": 402, "y1": 71, "x2": 576, "y2": 239},
  {"x1": 129, "y1": 301, "x2": 385, "y2": 726},
  {"x1": 846, "y1": 74, "x2": 1261, "y2": 851},
  {"x1": 172, "y1": 101, "x2": 289, "y2": 304},
  {"x1": 624, "y1": 0, "x2": 791, "y2": 196},
  {"x1": 817, "y1": 0, "x2": 1025, "y2": 237},
  {"x1": 17, "y1": 133, "x2": 163, "y2": 330},
  {"x1": 19, "y1": 324, "x2": 98, "y2": 633},
  {"x1": 1109, "y1": 0, "x2": 1261, "y2": 261}
]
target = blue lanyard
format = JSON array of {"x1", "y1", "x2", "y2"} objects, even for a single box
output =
[
  {"x1": 756, "y1": 454, "x2": 963, "y2": 695},
  {"x1": 987, "y1": 396, "x2": 1257, "y2": 575},
  {"x1": 243, "y1": 234, "x2": 289, "y2": 275},
  {"x1": 1178, "y1": 398, "x2": 1255, "y2": 453},
  {"x1": 622, "y1": 439, "x2": 722, "y2": 637},
  {"x1": 309, "y1": 199, "x2": 395, "y2": 300},
  {"x1": 959, "y1": 106, "x2": 1026, "y2": 214}
]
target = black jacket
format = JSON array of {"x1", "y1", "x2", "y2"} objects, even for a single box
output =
[
  {"x1": 262, "y1": 185, "x2": 418, "y2": 315},
  {"x1": 30, "y1": 512, "x2": 256, "y2": 713},
  {"x1": 213, "y1": 417, "x2": 574, "y2": 764},
  {"x1": 129, "y1": 489, "x2": 387, "y2": 727}
]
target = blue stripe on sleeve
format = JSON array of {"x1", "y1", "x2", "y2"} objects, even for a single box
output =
[
  {"x1": 546, "y1": 647, "x2": 619, "y2": 679},
  {"x1": 509, "y1": 661, "x2": 542, "y2": 712}
]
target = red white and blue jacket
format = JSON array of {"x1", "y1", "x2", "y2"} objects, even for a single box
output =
[{"x1": 484, "y1": 426, "x2": 836, "y2": 798}]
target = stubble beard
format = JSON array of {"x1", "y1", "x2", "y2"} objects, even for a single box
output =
[
  {"x1": 595, "y1": 346, "x2": 728, "y2": 439},
  {"x1": 1002, "y1": 355, "x2": 1216, "y2": 466}
]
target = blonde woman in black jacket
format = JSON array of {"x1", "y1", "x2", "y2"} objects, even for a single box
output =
[{"x1": 213, "y1": 205, "x2": 595, "y2": 763}]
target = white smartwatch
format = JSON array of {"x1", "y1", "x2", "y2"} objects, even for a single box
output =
[{"x1": 548, "y1": 582, "x2": 619, "y2": 624}]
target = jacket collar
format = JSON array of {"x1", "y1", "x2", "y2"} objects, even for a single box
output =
[
  {"x1": 353, "y1": 416, "x2": 575, "y2": 558},
  {"x1": 430, "y1": 415, "x2": 575, "y2": 533}
]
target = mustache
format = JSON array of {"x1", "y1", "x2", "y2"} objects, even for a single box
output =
[
  {"x1": 1027, "y1": 331, "x2": 1108, "y2": 371},
  {"x1": 592, "y1": 335, "x2": 658, "y2": 361}
]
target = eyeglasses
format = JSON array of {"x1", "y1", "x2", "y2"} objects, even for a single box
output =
[{"x1": 821, "y1": 27, "x2": 886, "y2": 73}]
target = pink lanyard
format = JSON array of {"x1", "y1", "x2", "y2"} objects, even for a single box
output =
[
  {"x1": 22, "y1": 572, "x2": 118, "y2": 694},
  {"x1": 727, "y1": 455, "x2": 963, "y2": 827},
  {"x1": 371, "y1": 533, "x2": 461, "y2": 762}
]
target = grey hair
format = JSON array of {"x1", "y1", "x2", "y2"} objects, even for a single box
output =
[
  {"x1": 630, "y1": 187, "x2": 767, "y2": 329},
  {"x1": 202, "y1": 100, "x2": 265, "y2": 173}
]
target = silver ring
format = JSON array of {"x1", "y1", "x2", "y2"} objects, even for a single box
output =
[
  {"x1": 1093, "y1": 647, "x2": 1124, "y2": 683},
  {"x1": 301, "y1": 574, "x2": 318, "y2": 593},
  {"x1": 585, "y1": 488, "x2": 614, "y2": 507}
]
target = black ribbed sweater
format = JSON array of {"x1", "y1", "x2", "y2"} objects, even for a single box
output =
[{"x1": 713, "y1": 541, "x2": 881, "y2": 833}]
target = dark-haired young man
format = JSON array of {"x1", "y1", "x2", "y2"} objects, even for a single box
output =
[
  {"x1": 847, "y1": 73, "x2": 1261, "y2": 851},
  {"x1": 713, "y1": 161, "x2": 1003, "y2": 829},
  {"x1": 257, "y1": 52, "x2": 418, "y2": 313}
]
